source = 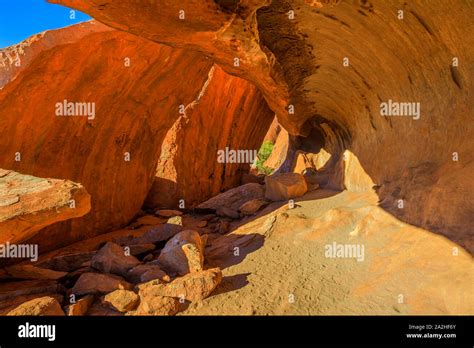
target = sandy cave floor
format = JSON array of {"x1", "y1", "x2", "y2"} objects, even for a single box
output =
[{"x1": 180, "y1": 189, "x2": 473, "y2": 315}]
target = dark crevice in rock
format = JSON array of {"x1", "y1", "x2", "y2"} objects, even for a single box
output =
[{"x1": 410, "y1": 10, "x2": 435, "y2": 36}]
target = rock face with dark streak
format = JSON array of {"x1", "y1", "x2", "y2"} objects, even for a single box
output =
[
  {"x1": 145, "y1": 64, "x2": 274, "y2": 209},
  {"x1": 53, "y1": 1, "x2": 474, "y2": 251},
  {"x1": 0, "y1": 21, "x2": 272, "y2": 251}
]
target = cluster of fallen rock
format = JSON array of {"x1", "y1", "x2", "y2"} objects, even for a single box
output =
[
  {"x1": 1, "y1": 174, "x2": 311, "y2": 316},
  {"x1": 2, "y1": 210, "x2": 222, "y2": 316}
]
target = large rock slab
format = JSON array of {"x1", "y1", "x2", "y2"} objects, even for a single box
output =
[
  {"x1": 0, "y1": 293, "x2": 63, "y2": 315},
  {"x1": 156, "y1": 230, "x2": 206, "y2": 276},
  {"x1": 129, "y1": 224, "x2": 183, "y2": 245},
  {"x1": 7, "y1": 296, "x2": 64, "y2": 316},
  {"x1": 127, "y1": 264, "x2": 170, "y2": 284},
  {"x1": 0, "y1": 280, "x2": 60, "y2": 301},
  {"x1": 265, "y1": 173, "x2": 308, "y2": 201},
  {"x1": 71, "y1": 272, "x2": 132, "y2": 296},
  {"x1": 34, "y1": 251, "x2": 96, "y2": 272},
  {"x1": 131, "y1": 295, "x2": 180, "y2": 316},
  {"x1": 66, "y1": 294, "x2": 94, "y2": 316},
  {"x1": 197, "y1": 183, "x2": 265, "y2": 212},
  {"x1": 91, "y1": 242, "x2": 140, "y2": 277},
  {"x1": 239, "y1": 199, "x2": 269, "y2": 216},
  {"x1": 138, "y1": 268, "x2": 222, "y2": 302},
  {"x1": 0, "y1": 169, "x2": 90, "y2": 244},
  {"x1": 5, "y1": 264, "x2": 67, "y2": 280},
  {"x1": 103, "y1": 290, "x2": 139, "y2": 313}
]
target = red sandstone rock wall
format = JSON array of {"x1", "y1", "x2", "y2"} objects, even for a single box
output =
[
  {"x1": 0, "y1": 20, "x2": 274, "y2": 251},
  {"x1": 0, "y1": 22, "x2": 214, "y2": 251},
  {"x1": 145, "y1": 64, "x2": 274, "y2": 209},
  {"x1": 53, "y1": 1, "x2": 474, "y2": 251}
]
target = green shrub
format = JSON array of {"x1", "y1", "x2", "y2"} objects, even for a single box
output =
[{"x1": 255, "y1": 140, "x2": 274, "y2": 175}]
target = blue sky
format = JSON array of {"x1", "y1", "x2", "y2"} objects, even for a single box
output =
[{"x1": 0, "y1": 0, "x2": 91, "y2": 48}]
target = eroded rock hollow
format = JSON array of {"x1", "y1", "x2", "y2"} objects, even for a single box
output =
[
  {"x1": 47, "y1": 0, "x2": 474, "y2": 252},
  {"x1": 0, "y1": 0, "x2": 472, "y2": 318}
]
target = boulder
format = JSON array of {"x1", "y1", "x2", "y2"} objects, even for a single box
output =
[
  {"x1": 7, "y1": 296, "x2": 64, "y2": 316},
  {"x1": 156, "y1": 230, "x2": 206, "y2": 276},
  {"x1": 138, "y1": 268, "x2": 222, "y2": 303},
  {"x1": 216, "y1": 207, "x2": 240, "y2": 220},
  {"x1": 239, "y1": 199, "x2": 269, "y2": 216},
  {"x1": 131, "y1": 295, "x2": 180, "y2": 316},
  {"x1": 167, "y1": 216, "x2": 183, "y2": 226},
  {"x1": 128, "y1": 244, "x2": 155, "y2": 256},
  {"x1": 129, "y1": 224, "x2": 183, "y2": 245},
  {"x1": 5, "y1": 264, "x2": 67, "y2": 280},
  {"x1": 87, "y1": 301, "x2": 122, "y2": 316},
  {"x1": 127, "y1": 264, "x2": 170, "y2": 284},
  {"x1": 72, "y1": 273, "x2": 132, "y2": 296},
  {"x1": 241, "y1": 173, "x2": 265, "y2": 185},
  {"x1": 197, "y1": 183, "x2": 265, "y2": 212},
  {"x1": 91, "y1": 242, "x2": 140, "y2": 277},
  {"x1": 0, "y1": 293, "x2": 63, "y2": 315},
  {"x1": 34, "y1": 251, "x2": 96, "y2": 272},
  {"x1": 103, "y1": 290, "x2": 139, "y2": 313},
  {"x1": 0, "y1": 280, "x2": 60, "y2": 301},
  {"x1": 66, "y1": 294, "x2": 94, "y2": 316},
  {"x1": 0, "y1": 169, "x2": 90, "y2": 244},
  {"x1": 265, "y1": 173, "x2": 308, "y2": 201}
]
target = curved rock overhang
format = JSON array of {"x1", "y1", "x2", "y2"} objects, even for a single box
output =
[{"x1": 48, "y1": 0, "x2": 474, "y2": 252}]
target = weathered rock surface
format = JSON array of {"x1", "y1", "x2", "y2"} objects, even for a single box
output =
[
  {"x1": 0, "y1": 20, "x2": 271, "y2": 252},
  {"x1": 265, "y1": 173, "x2": 308, "y2": 201},
  {"x1": 34, "y1": 252, "x2": 96, "y2": 272},
  {"x1": 49, "y1": 0, "x2": 290, "y2": 132},
  {"x1": 66, "y1": 294, "x2": 94, "y2": 316},
  {"x1": 0, "y1": 293, "x2": 63, "y2": 315},
  {"x1": 103, "y1": 289, "x2": 139, "y2": 313},
  {"x1": 128, "y1": 244, "x2": 156, "y2": 256},
  {"x1": 0, "y1": 280, "x2": 60, "y2": 301},
  {"x1": 216, "y1": 207, "x2": 240, "y2": 220},
  {"x1": 167, "y1": 216, "x2": 183, "y2": 226},
  {"x1": 0, "y1": 169, "x2": 90, "y2": 244},
  {"x1": 138, "y1": 268, "x2": 222, "y2": 303},
  {"x1": 155, "y1": 210, "x2": 183, "y2": 218},
  {"x1": 131, "y1": 295, "x2": 180, "y2": 316},
  {"x1": 156, "y1": 231, "x2": 206, "y2": 276},
  {"x1": 239, "y1": 199, "x2": 269, "y2": 216},
  {"x1": 51, "y1": 0, "x2": 474, "y2": 252},
  {"x1": 198, "y1": 183, "x2": 265, "y2": 212},
  {"x1": 130, "y1": 224, "x2": 183, "y2": 245},
  {"x1": 7, "y1": 296, "x2": 64, "y2": 316},
  {"x1": 127, "y1": 265, "x2": 170, "y2": 284},
  {"x1": 91, "y1": 242, "x2": 140, "y2": 277},
  {"x1": 71, "y1": 272, "x2": 132, "y2": 295},
  {"x1": 5, "y1": 264, "x2": 67, "y2": 280},
  {"x1": 145, "y1": 64, "x2": 274, "y2": 209},
  {"x1": 133, "y1": 215, "x2": 163, "y2": 227},
  {"x1": 0, "y1": 21, "x2": 211, "y2": 251}
]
